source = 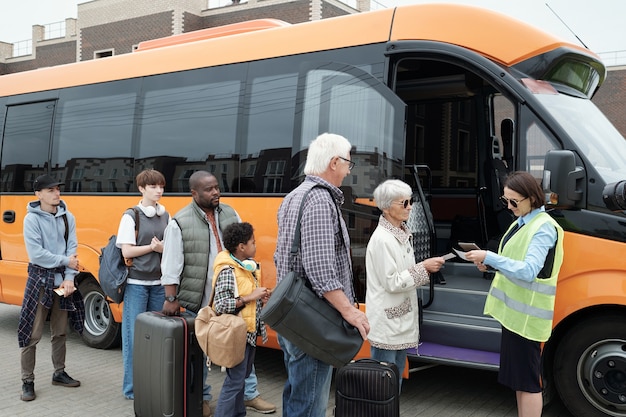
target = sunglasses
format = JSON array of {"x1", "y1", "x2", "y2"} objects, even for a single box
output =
[
  {"x1": 394, "y1": 197, "x2": 415, "y2": 209},
  {"x1": 337, "y1": 156, "x2": 356, "y2": 170},
  {"x1": 499, "y1": 196, "x2": 528, "y2": 208}
]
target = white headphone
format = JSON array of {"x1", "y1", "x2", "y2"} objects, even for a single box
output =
[{"x1": 140, "y1": 202, "x2": 166, "y2": 218}]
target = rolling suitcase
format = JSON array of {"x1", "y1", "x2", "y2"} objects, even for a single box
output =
[
  {"x1": 133, "y1": 311, "x2": 203, "y2": 417},
  {"x1": 335, "y1": 358, "x2": 400, "y2": 417}
]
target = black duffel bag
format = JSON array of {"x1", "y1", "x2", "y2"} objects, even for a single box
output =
[{"x1": 261, "y1": 270, "x2": 362, "y2": 368}]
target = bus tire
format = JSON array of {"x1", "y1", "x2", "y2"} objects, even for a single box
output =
[
  {"x1": 78, "y1": 278, "x2": 121, "y2": 349},
  {"x1": 553, "y1": 314, "x2": 626, "y2": 417}
]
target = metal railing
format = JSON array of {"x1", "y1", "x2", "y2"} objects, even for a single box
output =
[
  {"x1": 12, "y1": 39, "x2": 32, "y2": 57},
  {"x1": 598, "y1": 50, "x2": 626, "y2": 67},
  {"x1": 45, "y1": 21, "x2": 66, "y2": 40},
  {"x1": 9, "y1": 20, "x2": 66, "y2": 58}
]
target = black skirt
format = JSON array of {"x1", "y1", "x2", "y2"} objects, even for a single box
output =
[{"x1": 498, "y1": 326, "x2": 542, "y2": 393}]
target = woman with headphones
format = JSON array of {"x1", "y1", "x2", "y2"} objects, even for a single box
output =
[{"x1": 116, "y1": 169, "x2": 170, "y2": 400}]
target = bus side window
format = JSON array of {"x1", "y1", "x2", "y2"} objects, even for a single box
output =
[
  {"x1": 2, "y1": 101, "x2": 55, "y2": 192},
  {"x1": 522, "y1": 121, "x2": 559, "y2": 178}
]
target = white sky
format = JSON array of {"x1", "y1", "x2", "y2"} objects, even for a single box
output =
[{"x1": 1, "y1": 0, "x2": 624, "y2": 55}]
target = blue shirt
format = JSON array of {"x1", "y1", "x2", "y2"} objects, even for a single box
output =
[{"x1": 484, "y1": 207, "x2": 558, "y2": 282}]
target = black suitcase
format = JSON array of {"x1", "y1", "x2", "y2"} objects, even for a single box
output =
[
  {"x1": 335, "y1": 359, "x2": 400, "y2": 417},
  {"x1": 133, "y1": 311, "x2": 203, "y2": 417}
]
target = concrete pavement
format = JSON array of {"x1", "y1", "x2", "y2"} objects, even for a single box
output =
[{"x1": 0, "y1": 302, "x2": 574, "y2": 416}]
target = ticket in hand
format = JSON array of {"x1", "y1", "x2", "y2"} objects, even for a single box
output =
[{"x1": 442, "y1": 253, "x2": 456, "y2": 261}]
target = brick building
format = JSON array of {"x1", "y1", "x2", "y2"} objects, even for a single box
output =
[
  {"x1": 0, "y1": 0, "x2": 368, "y2": 74},
  {"x1": 0, "y1": 0, "x2": 624, "y2": 138},
  {"x1": 592, "y1": 65, "x2": 626, "y2": 138}
]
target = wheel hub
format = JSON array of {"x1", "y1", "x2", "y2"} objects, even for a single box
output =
[
  {"x1": 83, "y1": 290, "x2": 111, "y2": 337},
  {"x1": 581, "y1": 340, "x2": 626, "y2": 413}
]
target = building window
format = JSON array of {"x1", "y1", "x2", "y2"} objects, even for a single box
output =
[
  {"x1": 265, "y1": 161, "x2": 285, "y2": 175},
  {"x1": 94, "y1": 49, "x2": 114, "y2": 59}
]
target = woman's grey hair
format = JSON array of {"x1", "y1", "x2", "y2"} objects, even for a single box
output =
[
  {"x1": 303, "y1": 133, "x2": 352, "y2": 176},
  {"x1": 373, "y1": 179, "x2": 412, "y2": 210}
]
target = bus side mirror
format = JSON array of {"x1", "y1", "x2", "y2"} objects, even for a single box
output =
[
  {"x1": 542, "y1": 150, "x2": 585, "y2": 208},
  {"x1": 602, "y1": 181, "x2": 626, "y2": 211}
]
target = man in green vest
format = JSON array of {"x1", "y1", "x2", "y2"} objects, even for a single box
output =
[{"x1": 161, "y1": 170, "x2": 275, "y2": 416}]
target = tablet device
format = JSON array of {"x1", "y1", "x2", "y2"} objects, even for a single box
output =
[{"x1": 458, "y1": 242, "x2": 480, "y2": 251}]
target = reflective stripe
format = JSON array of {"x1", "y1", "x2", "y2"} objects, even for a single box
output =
[
  {"x1": 499, "y1": 274, "x2": 557, "y2": 296},
  {"x1": 489, "y1": 287, "x2": 554, "y2": 320}
]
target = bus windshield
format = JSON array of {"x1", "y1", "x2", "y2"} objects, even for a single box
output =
[{"x1": 536, "y1": 93, "x2": 626, "y2": 183}]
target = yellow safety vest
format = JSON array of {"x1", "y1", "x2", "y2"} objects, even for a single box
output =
[{"x1": 484, "y1": 212, "x2": 564, "y2": 342}]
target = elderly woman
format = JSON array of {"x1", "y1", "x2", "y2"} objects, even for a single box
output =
[{"x1": 365, "y1": 179, "x2": 445, "y2": 386}]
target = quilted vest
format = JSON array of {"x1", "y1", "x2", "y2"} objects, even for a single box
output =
[
  {"x1": 175, "y1": 200, "x2": 238, "y2": 313},
  {"x1": 212, "y1": 250, "x2": 261, "y2": 333}
]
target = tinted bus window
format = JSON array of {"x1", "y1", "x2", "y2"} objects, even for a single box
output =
[
  {"x1": 243, "y1": 56, "x2": 299, "y2": 194},
  {"x1": 2, "y1": 101, "x2": 55, "y2": 192},
  {"x1": 239, "y1": 45, "x2": 386, "y2": 195},
  {"x1": 138, "y1": 65, "x2": 247, "y2": 193},
  {"x1": 52, "y1": 80, "x2": 138, "y2": 193}
]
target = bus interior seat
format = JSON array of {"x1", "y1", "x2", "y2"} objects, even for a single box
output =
[
  {"x1": 482, "y1": 118, "x2": 515, "y2": 251},
  {"x1": 501, "y1": 118, "x2": 514, "y2": 169}
]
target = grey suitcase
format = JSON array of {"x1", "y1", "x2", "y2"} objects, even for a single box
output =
[{"x1": 133, "y1": 311, "x2": 203, "y2": 417}]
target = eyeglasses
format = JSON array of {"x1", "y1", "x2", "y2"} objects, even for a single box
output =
[
  {"x1": 337, "y1": 156, "x2": 356, "y2": 170},
  {"x1": 499, "y1": 196, "x2": 528, "y2": 208},
  {"x1": 394, "y1": 197, "x2": 415, "y2": 209}
]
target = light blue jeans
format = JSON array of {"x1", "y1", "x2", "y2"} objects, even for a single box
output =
[
  {"x1": 244, "y1": 365, "x2": 260, "y2": 401},
  {"x1": 122, "y1": 283, "x2": 165, "y2": 399},
  {"x1": 214, "y1": 343, "x2": 255, "y2": 417},
  {"x1": 370, "y1": 346, "x2": 406, "y2": 390},
  {"x1": 278, "y1": 335, "x2": 333, "y2": 417},
  {"x1": 182, "y1": 310, "x2": 213, "y2": 402}
]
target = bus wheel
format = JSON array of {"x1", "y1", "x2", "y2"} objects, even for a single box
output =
[
  {"x1": 78, "y1": 278, "x2": 121, "y2": 349},
  {"x1": 553, "y1": 315, "x2": 626, "y2": 417}
]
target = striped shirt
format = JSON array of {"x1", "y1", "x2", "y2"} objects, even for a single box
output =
[{"x1": 274, "y1": 176, "x2": 354, "y2": 301}]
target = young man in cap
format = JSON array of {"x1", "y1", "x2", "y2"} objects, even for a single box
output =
[{"x1": 18, "y1": 174, "x2": 84, "y2": 401}]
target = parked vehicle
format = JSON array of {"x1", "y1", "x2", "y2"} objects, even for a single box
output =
[{"x1": 0, "y1": 5, "x2": 624, "y2": 416}]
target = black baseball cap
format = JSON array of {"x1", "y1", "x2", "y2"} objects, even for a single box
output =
[{"x1": 33, "y1": 175, "x2": 64, "y2": 191}]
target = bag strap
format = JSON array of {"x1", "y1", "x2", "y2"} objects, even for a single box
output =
[
  {"x1": 61, "y1": 214, "x2": 68, "y2": 247},
  {"x1": 289, "y1": 185, "x2": 356, "y2": 302},
  {"x1": 126, "y1": 207, "x2": 140, "y2": 238},
  {"x1": 122, "y1": 207, "x2": 140, "y2": 267},
  {"x1": 209, "y1": 266, "x2": 239, "y2": 308}
]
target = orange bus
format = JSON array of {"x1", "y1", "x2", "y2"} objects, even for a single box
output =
[{"x1": 0, "y1": 4, "x2": 624, "y2": 416}]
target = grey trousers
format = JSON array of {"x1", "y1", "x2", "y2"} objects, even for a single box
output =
[{"x1": 21, "y1": 291, "x2": 68, "y2": 382}]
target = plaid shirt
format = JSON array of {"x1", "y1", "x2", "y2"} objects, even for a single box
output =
[
  {"x1": 274, "y1": 176, "x2": 354, "y2": 301},
  {"x1": 213, "y1": 266, "x2": 266, "y2": 347},
  {"x1": 18, "y1": 263, "x2": 85, "y2": 348}
]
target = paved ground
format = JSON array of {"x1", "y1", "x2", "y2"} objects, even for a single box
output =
[{"x1": 0, "y1": 302, "x2": 575, "y2": 416}]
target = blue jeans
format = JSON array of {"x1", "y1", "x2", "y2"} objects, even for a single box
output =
[
  {"x1": 182, "y1": 310, "x2": 213, "y2": 402},
  {"x1": 122, "y1": 283, "x2": 164, "y2": 399},
  {"x1": 370, "y1": 346, "x2": 406, "y2": 390},
  {"x1": 214, "y1": 343, "x2": 255, "y2": 417},
  {"x1": 244, "y1": 364, "x2": 260, "y2": 401},
  {"x1": 278, "y1": 335, "x2": 332, "y2": 417}
]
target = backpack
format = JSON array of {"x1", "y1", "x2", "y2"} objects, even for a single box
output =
[{"x1": 99, "y1": 208, "x2": 139, "y2": 304}]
